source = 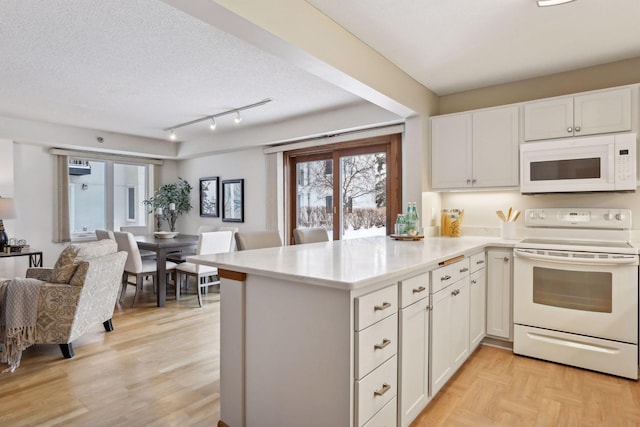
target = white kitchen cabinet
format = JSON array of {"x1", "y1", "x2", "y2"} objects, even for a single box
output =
[
  {"x1": 398, "y1": 295, "x2": 430, "y2": 427},
  {"x1": 469, "y1": 252, "x2": 486, "y2": 351},
  {"x1": 486, "y1": 248, "x2": 513, "y2": 340},
  {"x1": 524, "y1": 87, "x2": 631, "y2": 141},
  {"x1": 431, "y1": 105, "x2": 519, "y2": 190},
  {"x1": 430, "y1": 259, "x2": 470, "y2": 396}
]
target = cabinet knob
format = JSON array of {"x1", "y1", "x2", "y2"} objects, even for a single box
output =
[
  {"x1": 472, "y1": 179, "x2": 477, "y2": 184},
  {"x1": 426, "y1": 305, "x2": 433, "y2": 311},
  {"x1": 466, "y1": 179, "x2": 471, "y2": 184},
  {"x1": 471, "y1": 279, "x2": 477, "y2": 284},
  {"x1": 575, "y1": 126, "x2": 581, "y2": 132},
  {"x1": 503, "y1": 256, "x2": 509, "y2": 262},
  {"x1": 567, "y1": 127, "x2": 573, "y2": 133}
]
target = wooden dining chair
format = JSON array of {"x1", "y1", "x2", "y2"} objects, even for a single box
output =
[
  {"x1": 114, "y1": 231, "x2": 177, "y2": 307},
  {"x1": 175, "y1": 231, "x2": 233, "y2": 307}
]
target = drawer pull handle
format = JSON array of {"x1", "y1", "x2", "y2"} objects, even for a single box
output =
[
  {"x1": 374, "y1": 338, "x2": 391, "y2": 350},
  {"x1": 459, "y1": 267, "x2": 469, "y2": 273},
  {"x1": 476, "y1": 260, "x2": 485, "y2": 265},
  {"x1": 373, "y1": 383, "x2": 391, "y2": 397},
  {"x1": 451, "y1": 289, "x2": 460, "y2": 296},
  {"x1": 374, "y1": 302, "x2": 391, "y2": 311},
  {"x1": 412, "y1": 286, "x2": 426, "y2": 294},
  {"x1": 441, "y1": 275, "x2": 452, "y2": 281}
]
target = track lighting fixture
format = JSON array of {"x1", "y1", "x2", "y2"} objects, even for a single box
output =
[{"x1": 164, "y1": 98, "x2": 271, "y2": 139}]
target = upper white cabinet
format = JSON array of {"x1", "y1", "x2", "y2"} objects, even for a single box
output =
[
  {"x1": 524, "y1": 87, "x2": 632, "y2": 141},
  {"x1": 431, "y1": 105, "x2": 519, "y2": 190}
]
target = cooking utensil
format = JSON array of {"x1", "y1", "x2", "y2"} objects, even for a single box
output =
[
  {"x1": 512, "y1": 210, "x2": 521, "y2": 222},
  {"x1": 496, "y1": 210, "x2": 507, "y2": 222},
  {"x1": 507, "y1": 207, "x2": 513, "y2": 222}
]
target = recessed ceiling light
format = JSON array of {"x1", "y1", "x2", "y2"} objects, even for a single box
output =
[{"x1": 537, "y1": 0, "x2": 576, "y2": 6}]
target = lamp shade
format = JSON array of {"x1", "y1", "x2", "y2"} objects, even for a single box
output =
[{"x1": 0, "y1": 198, "x2": 16, "y2": 219}]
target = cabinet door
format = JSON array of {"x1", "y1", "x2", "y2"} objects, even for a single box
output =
[
  {"x1": 430, "y1": 287, "x2": 452, "y2": 396},
  {"x1": 450, "y1": 279, "x2": 470, "y2": 370},
  {"x1": 472, "y1": 106, "x2": 519, "y2": 188},
  {"x1": 486, "y1": 248, "x2": 513, "y2": 339},
  {"x1": 469, "y1": 268, "x2": 486, "y2": 351},
  {"x1": 399, "y1": 297, "x2": 430, "y2": 427},
  {"x1": 524, "y1": 96, "x2": 574, "y2": 141},
  {"x1": 574, "y1": 87, "x2": 631, "y2": 136},
  {"x1": 431, "y1": 114, "x2": 472, "y2": 189}
]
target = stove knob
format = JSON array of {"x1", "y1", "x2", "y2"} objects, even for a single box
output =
[
  {"x1": 538, "y1": 212, "x2": 545, "y2": 220},
  {"x1": 615, "y1": 213, "x2": 625, "y2": 221},
  {"x1": 605, "y1": 212, "x2": 614, "y2": 220},
  {"x1": 529, "y1": 211, "x2": 537, "y2": 219}
]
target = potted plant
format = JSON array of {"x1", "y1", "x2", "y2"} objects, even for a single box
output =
[{"x1": 143, "y1": 177, "x2": 193, "y2": 232}]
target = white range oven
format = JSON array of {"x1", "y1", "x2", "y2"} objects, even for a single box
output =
[{"x1": 513, "y1": 208, "x2": 639, "y2": 379}]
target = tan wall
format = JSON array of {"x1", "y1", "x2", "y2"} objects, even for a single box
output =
[{"x1": 439, "y1": 56, "x2": 640, "y2": 114}]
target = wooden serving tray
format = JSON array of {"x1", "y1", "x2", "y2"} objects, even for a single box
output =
[{"x1": 390, "y1": 234, "x2": 425, "y2": 241}]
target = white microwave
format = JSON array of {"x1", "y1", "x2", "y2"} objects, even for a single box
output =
[{"x1": 520, "y1": 133, "x2": 637, "y2": 194}]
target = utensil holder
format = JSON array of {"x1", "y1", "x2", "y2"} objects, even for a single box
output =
[{"x1": 500, "y1": 222, "x2": 517, "y2": 240}]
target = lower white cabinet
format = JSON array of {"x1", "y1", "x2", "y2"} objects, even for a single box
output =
[
  {"x1": 398, "y1": 296, "x2": 430, "y2": 427},
  {"x1": 469, "y1": 256, "x2": 486, "y2": 351},
  {"x1": 430, "y1": 260, "x2": 470, "y2": 396},
  {"x1": 486, "y1": 248, "x2": 513, "y2": 339}
]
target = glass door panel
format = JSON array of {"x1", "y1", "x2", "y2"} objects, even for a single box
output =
[
  {"x1": 295, "y1": 158, "x2": 334, "y2": 239},
  {"x1": 340, "y1": 152, "x2": 387, "y2": 240}
]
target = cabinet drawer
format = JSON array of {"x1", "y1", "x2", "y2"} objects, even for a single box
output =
[
  {"x1": 362, "y1": 396, "x2": 397, "y2": 427},
  {"x1": 431, "y1": 258, "x2": 469, "y2": 294},
  {"x1": 399, "y1": 272, "x2": 429, "y2": 308},
  {"x1": 356, "y1": 285, "x2": 398, "y2": 331},
  {"x1": 469, "y1": 252, "x2": 486, "y2": 273},
  {"x1": 356, "y1": 355, "x2": 397, "y2": 427},
  {"x1": 356, "y1": 314, "x2": 397, "y2": 379}
]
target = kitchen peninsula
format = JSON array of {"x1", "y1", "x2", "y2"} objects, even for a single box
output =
[{"x1": 190, "y1": 235, "x2": 512, "y2": 427}]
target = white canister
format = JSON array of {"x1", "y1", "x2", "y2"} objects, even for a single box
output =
[{"x1": 500, "y1": 222, "x2": 517, "y2": 240}]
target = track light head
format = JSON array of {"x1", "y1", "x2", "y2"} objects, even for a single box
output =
[
  {"x1": 209, "y1": 117, "x2": 217, "y2": 131},
  {"x1": 169, "y1": 129, "x2": 176, "y2": 140},
  {"x1": 234, "y1": 111, "x2": 243, "y2": 124}
]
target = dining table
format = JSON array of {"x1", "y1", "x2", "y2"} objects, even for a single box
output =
[{"x1": 134, "y1": 233, "x2": 198, "y2": 307}]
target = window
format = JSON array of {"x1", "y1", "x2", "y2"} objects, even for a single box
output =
[
  {"x1": 68, "y1": 157, "x2": 148, "y2": 237},
  {"x1": 285, "y1": 134, "x2": 402, "y2": 244}
]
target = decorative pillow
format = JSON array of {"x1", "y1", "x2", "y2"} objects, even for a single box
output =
[
  {"x1": 69, "y1": 261, "x2": 90, "y2": 286},
  {"x1": 51, "y1": 240, "x2": 117, "y2": 284}
]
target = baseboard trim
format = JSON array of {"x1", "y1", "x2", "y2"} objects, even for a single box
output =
[{"x1": 481, "y1": 336, "x2": 513, "y2": 351}]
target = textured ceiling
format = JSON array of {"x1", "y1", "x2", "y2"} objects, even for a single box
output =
[
  {"x1": 307, "y1": 0, "x2": 640, "y2": 95},
  {"x1": 0, "y1": 0, "x2": 363, "y2": 142}
]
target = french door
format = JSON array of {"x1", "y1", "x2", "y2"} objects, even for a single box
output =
[{"x1": 286, "y1": 135, "x2": 401, "y2": 244}]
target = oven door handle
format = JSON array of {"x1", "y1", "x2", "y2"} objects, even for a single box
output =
[{"x1": 514, "y1": 248, "x2": 639, "y2": 266}]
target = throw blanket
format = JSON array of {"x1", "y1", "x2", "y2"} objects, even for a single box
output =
[{"x1": 0, "y1": 278, "x2": 43, "y2": 373}]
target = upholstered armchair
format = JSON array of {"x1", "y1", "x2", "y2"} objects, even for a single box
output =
[{"x1": 0, "y1": 240, "x2": 127, "y2": 371}]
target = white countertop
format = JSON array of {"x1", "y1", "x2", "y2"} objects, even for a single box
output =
[{"x1": 189, "y1": 235, "x2": 515, "y2": 291}]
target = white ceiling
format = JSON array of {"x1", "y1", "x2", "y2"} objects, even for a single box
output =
[
  {"x1": 307, "y1": 0, "x2": 640, "y2": 95},
  {"x1": 1, "y1": 0, "x2": 639, "y2": 145}
]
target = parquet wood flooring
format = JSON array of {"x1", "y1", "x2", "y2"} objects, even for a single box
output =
[
  {"x1": 0, "y1": 285, "x2": 221, "y2": 427},
  {"x1": 411, "y1": 345, "x2": 640, "y2": 427}
]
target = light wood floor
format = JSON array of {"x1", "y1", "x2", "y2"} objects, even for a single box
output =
[
  {"x1": 411, "y1": 345, "x2": 640, "y2": 427},
  {"x1": 2, "y1": 284, "x2": 640, "y2": 427},
  {"x1": 0, "y1": 284, "x2": 221, "y2": 427}
]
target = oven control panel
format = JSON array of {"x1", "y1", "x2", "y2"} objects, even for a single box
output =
[{"x1": 525, "y1": 208, "x2": 632, "y2": 229}]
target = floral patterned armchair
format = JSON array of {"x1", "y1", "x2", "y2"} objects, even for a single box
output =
[{"x1": 1, "y1": 239, "x2": 127, "y2": 370}]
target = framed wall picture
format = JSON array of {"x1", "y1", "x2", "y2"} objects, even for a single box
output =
[
  {"x1": 222, "y1": 179, "x2": 244, "y2": 222},
  {"x1": 199, "y1": 176, "x2": 219, "y2": 217}
]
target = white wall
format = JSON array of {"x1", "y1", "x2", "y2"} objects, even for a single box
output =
[{"x1": 175, "y1": 148, "x2": 268, "y2": 234}]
